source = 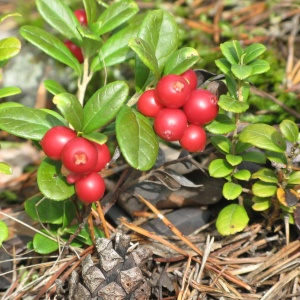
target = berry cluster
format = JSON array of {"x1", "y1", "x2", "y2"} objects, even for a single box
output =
[
  {"x1": 40, "y1": 126, "x2": 111, "y2": 204},
  {"x1": 137, "y1": 69, "x2": 219, "y2": 152},
  {"x1": 64, "y1": 9, "x2": 87, "y2": 64}
]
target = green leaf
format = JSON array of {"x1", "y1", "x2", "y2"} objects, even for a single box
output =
[
  {"x1": 53, "y1": 93, "x2": 84, "y2": 132},
  {"x1": 216, "y1": 204, "x2": 249, "y2": 236},
  {"x1": 0, "y1": 13, "x2": 22, "y2": 23},
  {"x1": 25, "y1": 195, "x2": 76, "y2": 226},
  {"x1": 252, "y1": 196, "x2": 271, "y2": 211},
  {"x1": 37, "y1": 158, "x2": 75, "y2": 201},
  {"x1": 33, "y1": 231, "x2": 59, "y2": 254},
  {"x1": 231, "y1": 65, "x2": 253, "y2": 80},
  {"x1": 252, "y1": 168, "x2": 278, "y2": 183},
  {"x1": 91, "y1": 0, "x2": 139, "y2": 35},
  {"x1": 226, "y1": 154, "x2": 242, "y2": 166},
  {"x1": 223, "y1": 182, "x2": 243, "y2": 200},
  {"x1": 215, "y1": 58, "x2": 231, "y2": 74},
  {"x1": 129, "y1": 37, "x2": 160, "y2": 79},
  {"x1": 0, "y1": 87, "x2": 21, "y2": 98},
  {"x1": 43, "y1": 80, "x2": 67, "y2": 96},
  {"x1": 208, "y1": 159, "x2": 234, "y2": 178},
  {"x1": 81, "y1": 132, "x2": 107, "y2": 145},
  {"x1": 83, "y1": 0, "x2": 98, "y2": 24},
  {"x1": 0, "y1": 106, "x2": 65, "y2": 140},
  {"x1": 163, "y1": 47, "x2": 200, "y2": 75},
  {"x1": 239, "y1": 124, "x2": 286, "y2": 153},
  {"x1": 235, "y1": 141, "x2": 252, "y2": 154},
  {"x1": 225, "y1": 74, "x2": 237, "y2": 99},
  {"x1": 205, "y1": 114, "x2": 236, "y2": 134},
  {"x1": 83, "y1": 81, "x2": 129, "y2": 133},
  {"x1": 210, "y1": 135, "x2": 232, "y2": 154},
  {"x1": 244, "y1": 43, "x2": 266, "y2": 64},
  {"x1": 279, "y1": 119, "x2": 298, "y2": 143},
  {"x1": 252, "y1": 180, "x2": 277, "y2": 197},
  {"x1": 218, "y1": 95, "x2": 249, "y2": 113},
  {"x1": 266, "y1": 151, "x2": 287, "y2": 164},
  {"x1": 233, "y1": 169, "x2": 251, "y2": 181},
  {"x1": 20, "y1": 26, "x2": 82, "y2": 76},
  {"x1": 0, "y1": 162, "x2": 12, "y2": 175},
  {"x1": 116, "y1": 106, "x2": 158, "y2": 171},
  {"x1": 135, "y1": 10, "x2": 179, "y2": 91},
  {"x1": 0, "y1": 220, "x2": 8, "y2": 246},
  {"x1": 288, "y1": 171, "x2": 300, "y2": 185},
  {"x1": 36, "y1": 0, "x2": 82, "y2": 45},
  {"x1": 240, "y1": 81, "x2": 250, "y2": 102},
  {"x1": 91, "y1": 22, "x2": 139, "y2": 72},
  {"x1": 240, "y1": 151, "x2": 266, "y2": 164},
  {"x1": 0, "y1": 37, "x2": 21, "y2": 61},
  {"x1": 220, "y1": 40, "x2": 243, "y2": 65},
  {"x1": 248, "y1": 59, "x2": 270, "y2": 75}
]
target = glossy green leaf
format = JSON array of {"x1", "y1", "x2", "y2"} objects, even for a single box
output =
[
  {"x1": 81, "y1": 132, "x2": 107, "y2": 145},
  {"x1": 226, "y1": 154, "x2": 242, "y2": 166},
  {"x1": 40, "y1": 109, "x2": 68, "y2": 127},
  {"x1": 210, "y1": 135, "x2": 232, "y2": 154},
  {"x1": 252, "y1": 168, "x2": 278, "y2": 183},
  {"x1": 235, "y1": 141, "x2": 252, "y2": 154},
  {"x1": 223, "y1": 182, "x2": 243, "y2": 200},
  {"x1": 233, "y1": 169, "x2": 251, "y2": 181},
  {"x1": 0, "y1": 105, "x2": 65, "y2": 140},
  {"x1": 91, "y1": 23, "x2": 139, "y2": 72},
  {"x1": 77, "y1": 26, "x2": 102, "y2": 58},
  {"x1": 43, "y1": 80, "x2": 67, "y2": 96},
  {"x1": 208, "y1": 159, "x2": 234, "y2": 178},
  {"x1": 265, "y1": 151, "x2": 287, "y2": 164},
  {"x1": 279, "y1": 119, "x2": 298, "y2": 143},
  {"x1": 37, "y1": 158, "x2": 75, "y2": 201},
  {"x1": 20, "y1": 26, "x2": 82, "y2": 76},
  {"x1": 231, "y1": 64, "x2": 253, "y2": 80},
  {"x1": 215, "y1": 58, "x2": 231, "y2": 74},
  {"x1": 218, "y1": 95, "x2": 249, "y2": 113},
  {"x1": 0, "y1": 102, "x2": 23, "y2": 109},
  {"x1": 240, "y1": 81, "x2": 250, "y2": 102},
  {"x1": 0, "y1": 87, "x2": 21, "y2": 98},
  {"x1": 116, "y1": 106, "x2": 158, "y2": 171},
  {"x1": 240, "y1": 151, "x2": 266, "y2": 164},
  {"x1": 0, "y1": 162, "x2": 12, "y2": 175},
  {"x1": 83, "y1": 0, "x2": 97, "y2": 24},
  {"x1": 135, "y1": 10, "x2": 178, "y2": 91},
  {"x1": 83, "y1": 81, "x2": 129, "y2": 133},
  {"x1": 225, "y1": 74, "x2": 237, "y2": 99},
  {"x1": 205, "y1": 114, "x2": 236, "y2": 134},
  {"x1": 25, "y1": 195, "x2": 76, "y2": 226},
  {"x1": 216, "y1": 204, "x2": 249, "y2": 236},
  {"x1": 252, "y1": 180, "x2": 277, "y2": 197},
  {"x1": 129, "y1": 37, "x2": 160, "y2": 79},
  {"x1": 220, "y1": 40, "x2": 243, "y2": 65},
  {"x1": 0, "y1": 13, "x2": 22, "y2": 23},
  {"x1": 252, "y1": 196, "x2": 271, "y2": 211},
  {"x1": 239, "y1": 124, "x2": 286, "y2": 153},
  {"x1": 0, "y1": 37, "x2": 21, "y2": 61},
  {"x1": 91, "y1": 0, "x2": 139, "y2": 35},
  {"x1": 163, "y1": 47, "x2": 200, "y2": 75},
  {"x1": 36, "y1": 0, "x2": 82, "y2": 45},
  {"x1": 288, "y1": 171, "x2": 300, "y2": 185},
  {"x1": 0, "y1": 221, "x2": 9, "y2": 246},
  {"x1": 244, "y1": 43, "x2": 266, "y2": 64},
  {"x1": 33, "y1": 230, "x2": 59, "y2": 254},
  {"x1": 248, "y1": 59, "x2": 270, "y2": 75},
  {"x1": 53, "y1": 93, "x2": 84, "y2": 132}
]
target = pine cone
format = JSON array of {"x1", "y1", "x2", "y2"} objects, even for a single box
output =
[{"x1": 62, "y1": 233, "x2": 153, "y2": 300}]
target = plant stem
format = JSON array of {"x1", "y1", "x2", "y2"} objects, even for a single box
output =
[{"x1": 77, "y1": 57, "x2": 93, "y2": 106}]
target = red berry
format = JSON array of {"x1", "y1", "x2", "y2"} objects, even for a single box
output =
[
  {"x1": 155, "y1": 74, "x2": 191, "y2": 108},
  {"x1": 93, "y1": 143, "x2": 111, "y2": 172},
  {"x1": 64, "y1": 40, "x2": 84, "y2": 63},
  {"x1": 183, "y1": 89, "x2": 218, "y2": 125},
  {"x1": 75, "y1": 172, "x2": 106, "y2": 203},
  {"x1": 74, "y1": 9, "x2": 87, "y2": 26},
  {"x1": 179, "y1": 125, "x2": 206, "y2": 152},
  {"x1": 154, "y1": 108, "x2": 187, "y2": 141},
  {"x1": 61, "y1": 137, "x2": 98, "y2": 174},
  {"x1": 66, "y1": 173, "x2": 82, "y2": 184},
  {"x1": 40, "y1": 126, "x2": 76, "y2": 161},
  {"x1": 137, "y1": 89, "x2": 164, "y2": 118},
  {"x1": 181, "y1": 69, "x2": 198, "y2": 90}
]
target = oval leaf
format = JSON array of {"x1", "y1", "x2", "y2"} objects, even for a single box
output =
[
  {"x1": 83, "y1": 0, "x2": 97, "y2": 24},
  {"x1": 252, "y1": 180, "x2": 277, "y2": 197},
  {"x1": 239, "y1": 124, "x2": 286, "y2": 153},
  {"x1": 208, "y1": 159, "x2": 234, "y2": 178},
  {"x1": 0, "y1": 37, "x2": 21, "y2": 61},
  {"x1": 252, "y1": 196, "x2": 271, "y2": 211},
  {"x1": 53, "y1": 93, "x2": 84, "y2": 131},
  {"x1": 215, "y1": 58, "x2": 231, "y2": 75},
  {"x1": 210, "y1": 135, "x2": 232, "y2": 154},
  {"x1": 33, "y1": 231, "x2": 59, "y2": 254},
  {"x1": 0, "y1": 162, "x2": 12, "y2": 175},
  {"x1": 0, "y1": 87, "x2": 21, "y2": 98},
  {"x1": 218, "y1": 95, "x2": 249, "y2": 113},
  {"x1": 20, "y1": 26, "x2": 82, "y2": 76},
  {"x1": 0, "y1": 220, "x2": 8, "y2": 246},
  {"x1": 240, "y1": 151, "x2": 266, "y2": 164},
  {"x1": 249, "y1": 59, "x2": 270, "y2": 75},
  {"x1": 233, "y1": 169, "x2": 251, "y2": 181},
  {"x1": 116, "y1": 106, "x2": 158, "y2": 171},
  {"x1": 231, "y1": 64, "x2": 253, "y2": 80},
  {"x1": 288, "y1": 171, "x2": 300, "y2": 185},
  {"x1": 226, "y1": 154, "x2": 242, "y2": 166},
  {"x1": 83, "y1": 81, "x2": 129, "y2": 133},
  {"x1": 216, "y1": 204, "x2": 249, "y2": 236},
  {"x1": 37, "y1": 158, "x2": 75, "y2": 201},
  {"x1": 81, "y1": 132, "x2": 107, "y2": 145},
  {"x1": 220, "y1": 41, "x2": 243, "y2": 65},
  {"x1": 223, "y1": 182, "x2": 243, "y2": 200},
  {"x1": 43, "y1": 80, "x2": 67, "y2": 96},
  {"x1": 205, "y1": 114, "x2": 236, "y2": 134},
  {"x1": 0, "y1": 106, "x2": 65, "y2": 140},
  {"x1": 279, "y1": 119, "x2": 298, "y2": 143},
  {"x1": 244, "y1": 43, "x2": 266, "y2": 64},
  {"x1": 252, "y1": 168, "x2": 278, "y2": 183}
]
